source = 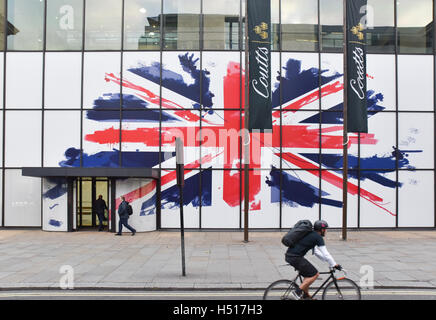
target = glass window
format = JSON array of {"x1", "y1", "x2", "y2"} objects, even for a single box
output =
[
  {"x1": 124, "y1": 0, "x2": 161, "y2": 50},
  {"x1": 366, "y1": 0, "x2": 395, "y2": 53},
  {"x1": 203, "y1": 0, "x2": 240, "y2": 50},
  {"x1": 85, "y1": 0, "x2": 122, "y2": 50},
  {"x1": 397, "y1": 0, "x2": 433, "y2": 54},
  {"x1": 46, "y1": 0, "x2": 83, "y2": 50},
  {"x1": 281, "y1": 0, "x2": 318, "y2": 52},
  {"x1": 271, "y1": 0, "x2": 279, "y2": 50},
  {"x1": 320, "y1": 0, "x2": 343, "y2": 52},
  {"x1": 7, "y1": 0, "x2": 44, "y2": 50},
  {"x1": 163, "y1": 0, "x2": 200, "y2": 50},
  {"x1": 0, "y1": 0, "x2": 5, "y2": 51}
]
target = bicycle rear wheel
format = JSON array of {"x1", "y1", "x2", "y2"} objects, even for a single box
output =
[
  {"x1": 263, "y1": 280, "x2": 298, "y2": 300},
  {"x1": 322, "y1": 278, "x2": 361, "y2": 300}
]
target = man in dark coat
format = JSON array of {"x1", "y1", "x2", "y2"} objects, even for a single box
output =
[
  {"x1": 95, "y1": 195, "x2": 108, "y2": 231},
  {"x1": 115, "y1": 196, "x2": 136, "y2": 236}
]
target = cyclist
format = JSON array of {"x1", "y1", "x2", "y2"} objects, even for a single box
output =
[{"x1": 285, "y1": 220, "x2": 342, "y2": 300}]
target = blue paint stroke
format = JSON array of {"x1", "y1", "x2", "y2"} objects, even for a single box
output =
[
  {"x1": 272, "y1": 58, "x2": 343, "y2": 109},
  {"x1": 49, "y1": 219, "x2": 62, "y2": 228},
  {"x1": 60, "y1": 148, "x2": 175, "y2": 168},
  {"x1": 129, "y1": 53, "x2": 214, "y2": 110},
  {"x1": 140, "y1": 170, "x2": 212, "y2": 216},
  {"x1": 49, "y1": 204, "x2": 59, "y2": 210},
  {"x1": 43, "y1": 178, "x2": 67, "y2": 200},
  {"x1": 266, "y1": 167, "x2": 342, "y2": 209}
]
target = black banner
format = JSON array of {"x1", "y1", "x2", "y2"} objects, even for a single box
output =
[
  {"x1": 248, "y1": 0, "x2": 272, "y2": 131},
  {"x1": 346, "y1": 0, "x2": 368, "y2": 133}
]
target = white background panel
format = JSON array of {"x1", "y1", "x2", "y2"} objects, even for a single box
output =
[
  {"x1": 44, "y1": 111, "x2": 81, "y2": 167},
  {"x1": 398, "y1": 171, "x2": 434, "y2": 227},
  {"x1": 0, "y1": 53, "x2": 3, "y2": 109},
  {"x1": 321, "y1": 53, "x2": 343, "y2": 111},
  {"x1": 247, "y1": 171, "x2": 280, "y2": 228},
  {"x1": 43, "y1": 178, "x2": 68, "y2": 232},
  {"x1": 4, "y1": 170, "x2": 41, "y2": 227},
  {"x1": 160, "y1": 170, "x2": 200, "y2": 229},
  {"x1": 367, "y1": 54, "x2": 396, "y2": 111},
  {"x1": 321, "y1": 170, "x2": 358, "y2": 228},
  {"x1": 202, "y1": 51, "x2": 240, "y2": 109},
  {"x1": 45, "y1": 53, "x2": 82, "y2": 109},
  {"x1": 359, "y1": 171, "x2": 397, "y2": 228},
  {"x1": 281, "y1": 169, "x2": 321, "y2": 228},
  {"x1": 201, "y1": 170, "x2": 240, "y2": 228},
  {"x1": 5, "y1": 111, "x2": 42, "y2": 167},
  {"x1": 398, "y1": 55, "x2": 434, "y2": 111},
  {"x1": 361, "y1": 112, "x2": 396, "y2": 169},
  {"x1": 83, "y1": 52, "x2": 121, "y2": 109},
  {"x1": 116, "y1": 178, "x2": 157, "y2": 232},
  {"x1": 6, "y1": 53, "x2": 43, "y2": 109},
  {"x1": 398, "y1": 113, "x2": 434, "y2": 169}
]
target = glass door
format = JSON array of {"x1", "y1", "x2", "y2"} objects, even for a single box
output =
[{"x1": 76, "y1": 178, "x2": 109, "y2": 230}]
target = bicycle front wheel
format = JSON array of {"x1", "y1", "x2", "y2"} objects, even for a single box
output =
[
  {"x1": 322, "y1": 278, "x2": 361, "y2": 300},
  {"x1": 263, "y1": 280, "x2": 298, "y2": 300}
]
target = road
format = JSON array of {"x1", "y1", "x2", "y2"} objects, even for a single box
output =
[{"x1": 0, "y1": 289, "x2": 435, "y2": 300}]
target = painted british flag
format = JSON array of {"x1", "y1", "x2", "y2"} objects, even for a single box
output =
[{"x1": 52, "y1": 51, "x2": 427, "y2": 228}]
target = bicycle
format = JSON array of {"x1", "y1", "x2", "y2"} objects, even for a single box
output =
[{"x1": 263, "y1": 265, "x2": 361, "y2": 300}]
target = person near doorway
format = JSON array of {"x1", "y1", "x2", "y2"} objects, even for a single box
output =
[
  {"x1": 116, "y1": 196, "x2": 136, "y2": 236},
  {"x1": 95, "y1": 195, "x2": 108, "y2": 232}
]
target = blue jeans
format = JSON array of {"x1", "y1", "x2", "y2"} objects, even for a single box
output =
[{"x1": 118, "y1": 216, "x2": 136, "y2": 234}]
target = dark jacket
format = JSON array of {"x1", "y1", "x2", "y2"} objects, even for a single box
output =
[
  {"x1": 95, "y1": 198, "x2": 108, "y2": 214},
  {"x1": 118, "y1": 201, "x2": 129, "y2": 218}
]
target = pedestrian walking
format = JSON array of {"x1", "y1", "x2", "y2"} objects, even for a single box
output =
[
  {"x1": 115, "y1": 196, "x2": 136, "y2": 236},
  {"x1": 95, "y1": 195, "x2": 108, "y2": 232}
]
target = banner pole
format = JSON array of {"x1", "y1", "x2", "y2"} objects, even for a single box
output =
[
  {"x1": 244, "y1": 0, "x2": 250, "y2": 243},
  {"x1": 342, "y1": 0, "x2": 348, "y2": 241}
]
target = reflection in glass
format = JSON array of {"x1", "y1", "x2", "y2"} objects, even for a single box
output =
[
  {"x1": 125, "y1": 0, "x2": 161, "y2": 50},
  {"x1": 271, "y1": 0, "x2": 279, "y2": 50},
  {"x1": 163, "y1": 0, "x2": 200, "y2": 50},
  {"x1": 7, "y1": 0, "x2": 44, "y2": 50},
  {"x1": 46, "y1": 0, "x2": 83, "y2": 50},
  {"x1": 366, "y1": 0, "x2": 395, "y2": 53},
  {"x1": 0, "y1": 0, "x2": 5, "y2": 50},
  {"x1": 203, "y1": 0, "x2": 239, "y2": 50},
  {"x1": 320, "y1": 0, "x2": 343, "y2": 52},
  {"x1": 85, "y1": 0, "x2": 122, "y2": 50},
  {"x1": 398, "y1": 0, "x2": 433, "y2": 54},
  {"x1": 281, "y1": 0, "x2": 318, "y2": 51}
]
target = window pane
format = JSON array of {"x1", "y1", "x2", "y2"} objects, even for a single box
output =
[
  {"x1": 320, "y1": 0, "x2": 343, "y2": 52},
  {"x1": 271, "y1": 0, "x2": 279, "y2": 50},
  {"x1": 163, "y1": 0, "x2": 200, "y2": 50},
  {"x1": 367, "y1": 0, "x2": 395, "y2": 53},
  {"x1": 398, "y1": 0, "x2": 433, "y2": 54},
  {"x1": 46, "y1": 0, "x2": 83, "y2": 50},
  {"x1": 7, "y1": 0, "x2": 44, "y2": 50},
  {"x1": 203, "y1": 0, "x2": 240, "y2": 50},
  {"x1": 124, "y1": 0, "x2": 161, "y2": 50},
  {"x1": 281, "y1": 0, "x2": 318, "y2": 52},
  {"x1": 85, "y1": 0, "x2": 122, "y2": 50},
  {"x1": 0, "y1": 0, "x2": 5, "y2": 50}
]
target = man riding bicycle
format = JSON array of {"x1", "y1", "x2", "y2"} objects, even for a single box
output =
[{"x1": 285, "y1": 220, "x2": 342, "y2": 300}]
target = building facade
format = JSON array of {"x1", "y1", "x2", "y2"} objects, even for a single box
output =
[{"x1": 0, "y1": 0, "x2": 435, "y2": 231}]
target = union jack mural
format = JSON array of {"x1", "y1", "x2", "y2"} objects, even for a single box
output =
[{"x1": 44, "y1": 51, "x2": 431, "y2": 229}]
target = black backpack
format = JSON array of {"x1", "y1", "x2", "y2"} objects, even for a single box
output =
[
  {"x1": 127, "y1": 204, "x2": 133, "y2": 216},
  {"x1": 281, "y1": 220, "x2": 313, "y2": 247}
]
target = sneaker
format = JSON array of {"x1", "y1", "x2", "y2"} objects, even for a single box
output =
[
  {"x1": 115, "y1": 233, "x2": 122, "y2": 236},
  {"x1": 132, "y1": 231, "x2": 136, "y2": 236},
  {"x1": 291, "y1": 288, "x2": 303, "y2": 300}
]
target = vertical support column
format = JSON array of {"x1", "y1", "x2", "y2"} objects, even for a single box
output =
[{"x1": 67, "y1": 178, "x2": 74, "y2": 232}]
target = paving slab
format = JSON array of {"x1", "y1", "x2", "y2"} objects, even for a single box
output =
[{"x1": 0, "y1": 230, "x2": 435, "y2": 289}]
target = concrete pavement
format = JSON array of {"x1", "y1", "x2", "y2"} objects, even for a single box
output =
[{"x1": 0, "y1": 229, "x2": 435, "y2": 290}]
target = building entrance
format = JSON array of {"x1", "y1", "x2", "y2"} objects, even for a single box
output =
[{"x1": 76, "y1": 178, "x2": 109, "y2": 230}]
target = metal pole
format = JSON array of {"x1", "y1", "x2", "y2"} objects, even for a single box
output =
[
  {"x1": 179, "y1": 183, "x2": 186, "y2": 276},
  {"x1": 244, "y1": 0, "x2": 250, "y2": 243},
  {"x1": 342, "y1": 0, "x2": 348, "y2": 241}
]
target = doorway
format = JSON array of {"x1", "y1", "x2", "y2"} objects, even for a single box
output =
[{"x1": 76, "y1": 178, "x2": 109, "y2": 230}]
